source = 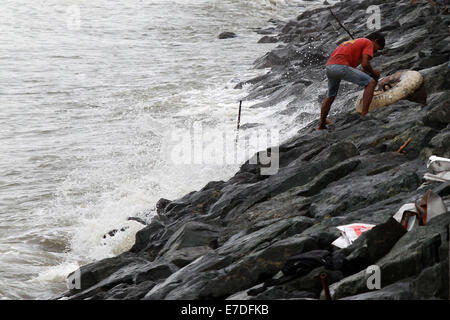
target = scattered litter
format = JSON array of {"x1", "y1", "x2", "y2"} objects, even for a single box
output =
[
  {"x1": 424, "y1": 155, "x2": 450, "y2": 182},
  {"x1": 393, "y1": 203, "x2": 420, "y2": 231},
  {"x1": 428, "y1": 156, "x2": 450, "y2": 172},
  {"x1": 423, "y1": 173, "x2": 450, "y2": 182},
  {"x1": 393, "y1": 190, "x2": 447, "y2": 231},
  {"x1": 331, "y1": 223, "x2": 375, "y2": 248}
]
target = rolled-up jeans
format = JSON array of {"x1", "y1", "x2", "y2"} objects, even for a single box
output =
[{"x1": 326, "y1": 64, "x2": 373, "y2": 98}]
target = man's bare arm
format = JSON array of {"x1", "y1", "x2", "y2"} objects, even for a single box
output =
[{"x1": 361, "y1": 54, "x2": 379, "y2": 80}]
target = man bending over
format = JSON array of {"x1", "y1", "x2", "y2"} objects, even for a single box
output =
[{"x1": 318, "y1": 32, "x2": 385, "y2": 130}]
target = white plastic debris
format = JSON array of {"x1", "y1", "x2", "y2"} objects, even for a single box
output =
[
  {"x1": 427, "y1": 155, "x2": 450, "y2": 173},
  {"x1": 393, "y1": 203, "x2": 420, "y2": 231},
  {"x1": 423, "y1": 172, "x2": 450, "y2": 183},
  {"x1": 393, "y1": 190, "x2": 447, "y2": 231},
  {"x1": 331, "y1": 223, "x2": 375, "y2": 248},
  {"x1": 424, "y1": 155, "x2": 450, "y2": 182},
  {"x1": 425, "y1": 190, "x2": 447, "y2": 222}
]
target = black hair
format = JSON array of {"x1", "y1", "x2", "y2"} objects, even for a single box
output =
[{"x1": 366, "y1": 31, "x2": 385, "y2": 50}]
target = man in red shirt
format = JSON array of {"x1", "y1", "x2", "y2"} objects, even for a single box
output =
[{"x1": 318, "y1": 32, "x2": 385, "y2": 130}]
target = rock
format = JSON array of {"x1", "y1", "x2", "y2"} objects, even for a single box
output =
[
  {"x1": 163, "y1": 246, "x2": 214, "y2": 268},
  {"x1": 420, "y1": 62, "x2": 450, "y2": 94},
  {"x1": 258, "y1": 36, "x2": 279, "y2": 44},
  {"x1": 144, "y1": 236, "x2": 318, "y2": 300},
  {"x1": 63, "y1": 253, "x2": 150, "y2": 299},
  {"x1": 130, "y1": 218, "x2": 166, "y2": 254},
  {"x1": 410, "y1": 262, "x2": 449, "y2": 299},
  {"x1": 238, "y1": 122, "x2": 262, "y2": 130},
  {"x1": 432, "y1": 181, "x2": 450, "y2": 198},
  {"x1": 341, "y1": 280, "x2": 414, "y2": 300},
  {"x1": 127, "y1": 216, "x2": 147, "y2": 225},
  {"x1": 218, "y1": 32, "x2": 237, "y2": 39},
  {"x1": 106, "y1": 281, "x2": 157, "y2": 300},
  {"x1": 339, "y1": 217, "x2": 407, "y2": 275},
  {"x1": 134, "y1": 263, "x2": 178, "y2": 284},
  {"x1": 158, "y1": 221, "x2": 219, "y2": 258},
  {"x1": 327, "y1": 213, "x2": 450, "y2": 300},
  {"x1": 156, "y1": 198, "x2": 171, "y2": 215},
  {"x1": 430, "y1": 131, "x2": 450, "y2": 158},
  {"x1": 295, "y1": 158, "x2": 361, "y2": 197},
  {"x1": 285, "y1": 266, "x2": 343, "y2": 296},
  {"x1": 423, "y1": 100, "x2": 450, "y2": 130}
]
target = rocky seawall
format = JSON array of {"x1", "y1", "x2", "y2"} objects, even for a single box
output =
[{"x1": 60, "y1": 0, "x2": 450, "y2": 300}]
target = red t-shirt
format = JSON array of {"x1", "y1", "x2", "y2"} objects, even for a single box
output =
[{"x1": 326, "y1": 38, "x2": 374, "y2": 68}]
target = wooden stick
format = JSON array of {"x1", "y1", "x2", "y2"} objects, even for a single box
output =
[
  {"x1": 235, "y1": 100, "x2": 242, "y2": 145},
  {"x1": 328, "y1": 8, "x2": 355, "y2": 40},
  {"x1": 397, "y1": 138, "x2": 412, "y2": 153},
  {"x1": 237, "y1": 100, "x2": 242, "y2": 130},
  {"x1": 320, "y1": 272, "x2": 332, "y2": 300}
]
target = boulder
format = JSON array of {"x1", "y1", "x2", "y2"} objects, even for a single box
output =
[{"x1": 218, "y1": 32, "x2": 236, "y2": 39}]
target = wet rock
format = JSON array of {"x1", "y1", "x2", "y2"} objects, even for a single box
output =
[
  {"x1": 432, "y1": 181, "x2": 450, "y2": 198},
  {"x1": 339, "y1": 217, "x2": 407, "y2": 275},
  {"x1": 284, "y1": 266, "x2": 343, "y2": 296},
  {"x1": 258, "y1": 36, "x2": 279, "y2": 44},
  {"x1": 134, "y1": 263, "x2": 178, "y2": 284},
  {"x1": 130, "y1": 218, "x2": 166, "y2": 254},
  {"x1": 327, "y1": 213, "x2": 450, "y2": 300},
  {"x1": 218, "y1": 32, "x2": 237, "y2": 39},
  {"x1": 156, "y1": 198, "x2": 171, "y2": 215},
  {"x1": 106, "y1": 281, "x2": 157, "y2": 300},
  {"x1": 423, "y1": 100, "x2": 450, "y2": 130},
  {"x1": 144, "y1": 236, "x2": 318, "y2": 300},
  {"x1": 341, "y1": 280, "x2": 414, "y2": 300},
  {"x1": 420, "y1": 62, "x2": 450, "y2": 94},
  {"x1": 64, "y1": 253, "x2": 150, "y2": 299},
  {"x1": 158, "y1": 221, "x2": 219, "y2": 257},
  {"x1": 238, "y1": 122, "x2": 262, "y2": 130},
  {"x1": 430, "y1": 131, "x2": 450, "y2": 158}
]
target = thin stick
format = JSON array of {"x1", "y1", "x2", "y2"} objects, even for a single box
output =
[
  {"x1": 235, "y1": 100, "x2": 242, "y2": 145},
  {"x1": 320, "y1": 272, "x2": 332, "y2": 300},
  {"x1": 397, "y1": 138, "x2": 412, "y2": 153},
  {"x1": 328, "y1": 8, "x2": 355, "y2": 40},
  {"x1": 237, "y1": 100, "x2": 242, "y2": 130}
]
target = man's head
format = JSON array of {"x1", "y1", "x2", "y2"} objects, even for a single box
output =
[{"x1": 366, "y1": 31, "x2": 385, "y2": 53}]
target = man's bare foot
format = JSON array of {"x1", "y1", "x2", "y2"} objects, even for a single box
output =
[
  {"x1": 325, "y1": 118, "x2": 332, "y2": 125},
  {"x1": 317, "y1": 125, "x2": 327, "y2": 130}
]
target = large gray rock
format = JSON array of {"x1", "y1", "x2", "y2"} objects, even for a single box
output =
[
  {"x1": 339, "y1": 217, "x2": 407, "y2": 275},
  {"x1": 144, "y1": 236, "x2": 318, "y2": 300},
  {"x1": 326, "y1": 213, "x2": 450, "y2": 300}
]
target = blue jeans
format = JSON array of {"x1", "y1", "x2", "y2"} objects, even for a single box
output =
[{"x1": 326, "y1": 64, "x2": 373, "y2": 97}]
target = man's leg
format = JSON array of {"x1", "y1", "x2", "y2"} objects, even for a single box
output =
[
  {"x1": 319, "y1": 68, "x2": 340, "y2": 130},
  {"x1": 318, "y1": 96, "x2": 335, "y2": 130},
  {"x1": 340, "y1": 66, "x2": 376, "y2": 116},
  {"x1": 361, "y1": 79, "x2": 377, "y2": 116}
]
